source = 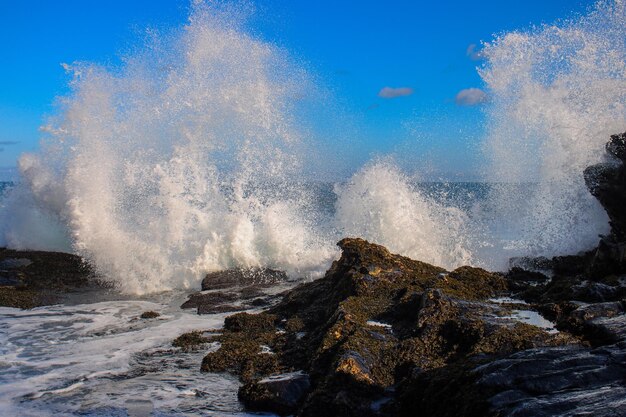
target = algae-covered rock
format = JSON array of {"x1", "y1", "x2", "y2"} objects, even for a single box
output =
[
  {"x1": 198, "y1": 238, "x2": 569, "y2": 416},
  {"x1": 0, "y1": 286, "x2": 42, "y2": 309},
  {"x1": 0, "y1": 248, "x2": 97, "y2": 308},
  {"x1": 140, "y1": 311, "x2": 160, "y2": 319},
  {"x1": 173, "y1": 330, "x2": 210, "y2": 351}
]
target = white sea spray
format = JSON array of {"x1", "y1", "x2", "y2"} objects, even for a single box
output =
[{"x1": 0, "y1": 0, "x2": 624, "y2": 291}]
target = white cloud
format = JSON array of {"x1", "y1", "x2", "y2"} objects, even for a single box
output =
[
  {"x1": 378, "y1": 87, "x2": 414, "y2": 99},
  {"x1": 466, "y1": 43, "x2": 484, "y2": 61},
  {"x1": 455, "y1": 88, "x2": 488, "y2": 106}
]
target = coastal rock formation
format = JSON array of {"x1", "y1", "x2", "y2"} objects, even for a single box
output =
[
  {"x1": 584, "y1": 132, "x2": 626, "y2": 278},
  {"x1": 201, "y1": 268, "x2": 288, "y2": 291},
  {"x1": 195, "y1": 238, "x2": 574, "y2": 416},
  {"x1": 0, "y1": 248, "x2": 96, "y2": 308},
  {"x1": 181, "y1": 268, "x2": 288, "y2": 314}
]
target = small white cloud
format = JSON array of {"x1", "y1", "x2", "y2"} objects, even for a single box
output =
[
  {"x1": 455, "y1": 88, "x2": 488, "y2": 106},
  {"x1": 60, "y1": 62, "x2": 82, "y2": 78},
  {"x1": 466, "y1": 44, "x2": 484, "y2": 61},
  {"x1": 378, "y1": 87, "x2": 414, "y2": 99}
]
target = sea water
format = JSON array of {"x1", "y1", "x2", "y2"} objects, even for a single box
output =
[
  {"x1": 0, "y1": 0, "x2": 624, "y2": 414},
  {"x1": 0, "y1": 291, "x2": 266, "y2": 417}
]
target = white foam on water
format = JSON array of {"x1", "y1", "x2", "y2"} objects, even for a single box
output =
[
  {"x1": 0, "y1": 296, "x2": 262, "y2": 416},
  {"x1": 366, "y1": 320, "x2": 393, "y2": 329},
  {"x1": 0, "y1": 273, "x2": 559, "y2": 415}
]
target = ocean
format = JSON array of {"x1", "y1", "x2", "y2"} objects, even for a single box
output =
[{"x1": 0, "y1": 0, "x2": 625, "y2": 415}]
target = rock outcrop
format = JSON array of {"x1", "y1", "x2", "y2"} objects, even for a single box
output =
[
  {"x1": 194, "y1": 238, "x2": 574, "y2": 416},
  {"x1": 181, "y1": 268, "x2": 289, "y2": 314},
  {"x1": 0, "y1": 248, "x2": 96, "y2": 308}
]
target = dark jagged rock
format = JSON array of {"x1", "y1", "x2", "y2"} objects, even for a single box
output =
[
  {"x1": 239, "y1": 372, "x2": 311, "y2": 415},
  {"x1": 474, "y1": 343, "x2": 626, "y2": 417},
  {"x1": 197, "y1": 238, "x2": 571, "y2": 416},
  {"x1": 181, "y1": 291, "x2": 240, "y2": 310},
  {"x1": 0, "y1": 248, "x2": 97, "y2": 308},
  {"x1": 201, "y1": 268, "x2": 288, "y2": 291},
  {"x1": 181, "y1": 286, "x2": 279, "y2": 315},
  {"x1": 584, "y1": 132, "x2": 626, "y2": 273}
]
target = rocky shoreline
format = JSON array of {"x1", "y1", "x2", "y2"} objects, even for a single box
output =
[
  {"x1": 2, "y1": 133, "x2": 626, "y2": 416},
  {"x1": 175, "y1": 132, "x2": 626, "y2": 416},
  {"x1": 176, "y1": 234, "x2": 624, "y2": 416}
]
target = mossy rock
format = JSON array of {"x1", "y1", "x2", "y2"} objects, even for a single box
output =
[
  {"x1": 140, "y1": 311, "x2": 160, "y2": 319},
  {"x1": 194, "y1": 238, "x2": 572, "y2": 416},
  {"x1": 0, "y1": 287, "x2": 41, "y2": 309},
  {"x1": 173, "y1": 331, "x2": 210, "y2": 351}
]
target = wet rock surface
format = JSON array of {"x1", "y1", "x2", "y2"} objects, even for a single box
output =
[
  {"x1": 239, "y1": 372, "x2": 311, "y2": 415},
  {"x1": 0, "y1": 248, "x2": 97, "y2": 308},
  {"x1": 201, "y1": 268, "x2": 288, "y2": 291},
  {"x1": 191, "y1": 238, "x2": 577, "y2": 416},
  {"x1": 476, "y1": 343, "x2": 626, "y2": 417},
  {"x1": 180, "y1": 268, "x2": 289, "y2": 315}
]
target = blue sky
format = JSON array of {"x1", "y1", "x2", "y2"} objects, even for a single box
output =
[{"x1": 0, "y1": 0, "x2": 594, "y2": 179}]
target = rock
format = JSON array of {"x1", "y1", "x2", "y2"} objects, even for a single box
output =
[
  {"x1": 0, "y1": 248, "x2": 97, "y2": 308},
  {"x1": 0, "y1": 287, "x2": 42, "y2": 309},
  {"x1": 201, "y1": 268, "x2": 288, "y2": 291},
  {"x1": 606, "y1": 131, "x2": 626, "y2": 161},
  {"x1": 181, "y1": 285, "x2": 281, "y2": 315},
  {"x1": 517, "y1": 273, "x2": 626, "y2": 304},
  {"x1": 201, "y1": 312, "x2": 283, "y2": 382},
  {"x1": 395, "y1": 328, "x2": 626, "y2": 417},
  {"x1": 173, "y1": 330, "x2": 211, "y2": 351},
  {"x1": 196, "y1": 238, "x2": 570, "y2": 416},
  {"x1": 239, "y1": 372, "x2": 311, "y2": 415},
  {"x1": 475, "y1": 343, "x2": 626, "y2": 417},
  {"x1": 0, "y1": 258, "x2": 33, "y2": 269},
  {"x1": 583, "y1": 132, "x2": 626, "y2": 270},
  {"x1": 140, "y1": 311, "x2": 160, "y2": 319},
  {"x1": 506, "y1": 267, "x2": 550, "y2": 285},
  {"x1": 197, "y1": 304, "x2": 249, "y2": 315},
  {"x1": 180, "y1": 291, "x2": 239, "y2": 309},
  {"x1": 585, "y1": 312, "x2": 626, "y2": 343},
  {"x1": 509, "y1": 256, "x2": 553, "y2": 272}
]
